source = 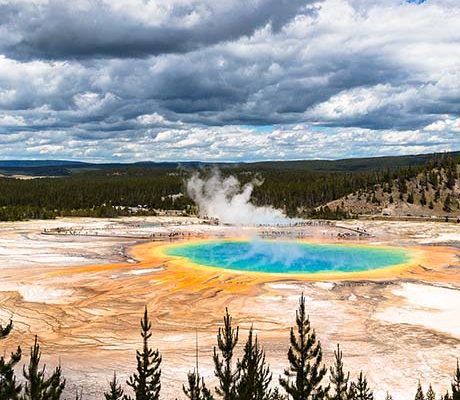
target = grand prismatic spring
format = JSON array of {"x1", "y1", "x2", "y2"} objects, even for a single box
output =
[{"x1": 164, "y1": 240, "x2": 411, "y2": 274}]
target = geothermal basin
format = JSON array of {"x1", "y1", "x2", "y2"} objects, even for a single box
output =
[{"x1": 0, "y1": 217, "x2": 459, "y2": 400}]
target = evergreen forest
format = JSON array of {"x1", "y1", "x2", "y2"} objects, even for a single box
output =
[{"x1": 0, "y1": 153, "x2": 459, "y2": 221}]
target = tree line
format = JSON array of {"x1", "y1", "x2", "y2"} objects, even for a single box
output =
[
  {"x1": 0, "y1": 154, "x2": 458, "y2": 221},
  {"x1": 357, "y1": 155, "x2": 459, "y2": 212},
  {"x1": 1, "y1": 296, "x2": 459, "y2": 400}
]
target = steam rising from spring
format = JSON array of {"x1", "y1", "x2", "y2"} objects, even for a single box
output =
[{"x1": 186, "y1": 170, "x2": 292, "y2": 225}]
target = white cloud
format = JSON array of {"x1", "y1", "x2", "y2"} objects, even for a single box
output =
[
  {"x1": 424, "y1": 118, "x2": 460, "y2": 133},
  {"x1": 0, "y1": 114, "x2": 25, "y2": 126},
  {"x1": 73, "y1": 92, "x2": 119, "y2": 112},
  {"x1": 137, "y1": 113, "x2": 167, "y2": 125},
  {"x1": 1, "y1": 124, "x2": 458, "y2": 162}
]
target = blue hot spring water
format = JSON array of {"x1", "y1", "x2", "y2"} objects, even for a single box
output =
[{"x1": 165, "y1": 240, "x2": 410, "y2": 274}]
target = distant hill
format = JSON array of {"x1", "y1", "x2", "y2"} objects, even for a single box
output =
[
  {"x1": 1, "y1": 151, "x2": 459, "y2": 176},
  {"x1": 323, "y1": 156, "x2": 460, "y2": 218},
  {"x1": 248, "y1": 151, "x2": 460, "y2": 172},
  {"x1": 0, "y1": 160, "x2": 87, "y2": 168}
]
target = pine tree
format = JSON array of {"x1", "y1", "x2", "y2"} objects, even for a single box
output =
[
  {"x1": 0, "y1": 319, "x2": 13, "y2": 338},
  {"x1": 398, "y1": 178, "x2": 408, "y2": 195},
  {"x1": 184, "y1": 371, "x2": 200, "y2": 400},
  {"x1": 271, "y1": 388, "x2": 287, "y2": 400},
  {"x1": 104, "y1": 373, "x2": 124, "y2": 400},
  {"x1": 429, "y1": 170, "x2": 438, "y2": 188},
  {"x1": 329, "y1": 344, "x2": 349, "y2": 400},
  {"x1": 279, "y1": 294, "x2": 329, "y2": 400},
  {"x1": 45, "y1": 367, "x2": 66, "y2": 400},
  {"x1": 350, "y1": 372, "x2": 373, "y2": 400},
  {"x1": 236, "y1": 326, "x2": 272, "y2": 400},
  {"x1": 348, "y1": 382, "x2": 356, "y2": 400},
  {"x1": 420, "y1": 190, "x2": 427, "y2": 206},
  {"x1": 126, "y1": 307, "x2": 162, "y2": 400},
  {"x1": 213, "y1": 308, "x2": 239, "y2": 400},
  {"x1": 443, "y1": 194, "x2": 452, "y2": 213},
  {"x1": 426, "y1": 384, "x2": 435, "y2": 400},
  {"x1": 0, "y1": 320, "x2": 22, "y2": 400},
  {"x1": 434, "y1": 189, "x2": 441, "y2": 203},
  {"x1": 414, "y1": 382, "x2": 424, "y2": 400},
  {"x1": 21, "y1": 336, "x2": 66, "y2": 400},
  {"x1": 385, "y1": 392, "x2": 393, "y2": 400},
  {"x1": 407, "y1": 192, "x2": 414, "y2": 204},
  {"x1": 442, "y1": 391, "x2": 452, "y2": 400},
  {"x1": 452, "y1": 360, "x2": 460, "y2": 400},
  {"x1": 183, "y1": 372, "x2": 214, "y2": 400},
  {"x1": 446, "y1": 167, "x2": 456, "y2": 190},
  {"x1": 0, "y1": 347, "x2": 22, "y2": 400}
]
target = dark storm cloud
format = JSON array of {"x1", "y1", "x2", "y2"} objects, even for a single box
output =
[
  {"x1": 0, "y1": 0, "x2": 459, "y2": 161},
  {"x1": 1, "y1": 0, "x2": 315, "y2": 60}
]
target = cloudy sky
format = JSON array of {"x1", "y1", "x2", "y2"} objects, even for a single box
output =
[{"x1": 0, "y1": 0, "x2": 459, "y2": 162}]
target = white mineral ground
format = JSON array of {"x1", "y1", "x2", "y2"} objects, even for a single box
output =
[{"x1": 0, "y1": 217, "x2": 459, "y2": 400}]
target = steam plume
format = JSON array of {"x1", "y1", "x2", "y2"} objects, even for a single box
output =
[{"x1": 186, "y1": 170, "x2": 292, "y2": 225}]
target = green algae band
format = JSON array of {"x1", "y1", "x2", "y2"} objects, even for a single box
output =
[{"x1": 165, "y1": 240, "x2": 410, "y2": 274}]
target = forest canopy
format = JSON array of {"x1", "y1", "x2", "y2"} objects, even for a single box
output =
[{"x1": 0, "y1": 152, "x2": 458, "y2": 221}]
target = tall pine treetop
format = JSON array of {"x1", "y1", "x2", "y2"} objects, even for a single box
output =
[
  {"x1": 350, "y1": 372, "x2": 373, "y2": 400},
  {"x1": 0, "y1": 319, "x2": 13, "y2": 339},
  {"x1": 415, "y1": 381, "x2": 425, "y2": 400},
  {"x1": 104, "y1": 372, "x2": 124, "y2": 400},
  {"x1": 213, "y1": 308, "x2": 239, "y2": 400},
  {"x1": 329, "y1": 344, "x2": 349, "y2": 400},
  {"x1": 426, "y1": 384, "x2": 435, "y2": 400},
  {"x1": 236, "y1": 326, "x2": 273, "y2": 400},
  {"x1": 280, "y1": 294, "x2": 329, "y2": 400},
  {"x1": 126, "y1": 306, "x2": 162, "y2": 400},
  {"x1": 21, "y1": 335, "x2": 66, "y2": 400},
  {"x1": 452, "y1": 360, "x2": 460, "y2": 400}
]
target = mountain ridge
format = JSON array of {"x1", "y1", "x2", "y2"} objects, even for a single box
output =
[{"x1": 1, "y1": 150, "x2": 459, "y2": 175}]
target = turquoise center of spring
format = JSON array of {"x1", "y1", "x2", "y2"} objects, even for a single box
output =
[{"x1": 165, "y1": 240, "x2": 410, "y2": 274}]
